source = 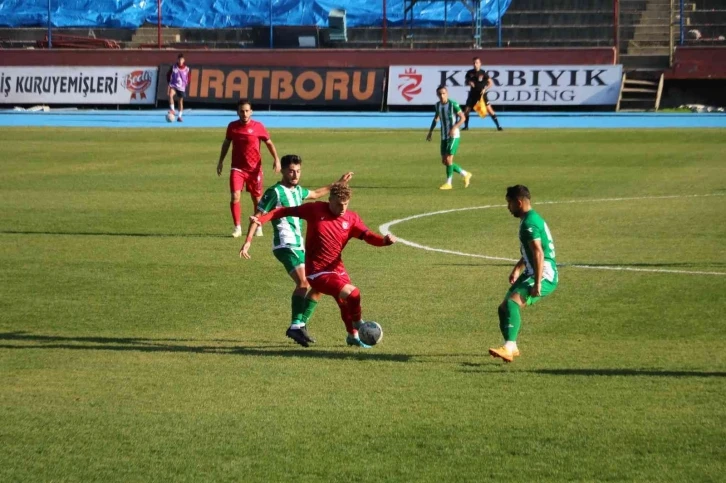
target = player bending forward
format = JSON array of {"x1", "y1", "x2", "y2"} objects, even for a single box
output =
[
  {"x1": 240, "y1": 154, "x2": 353, "y2": 347},
  {"x1": 426, "y1": 85, "x2": 473, "y2": 190},
  {"x1": 489, "y1": 185, "x2": 558, "y2": 362},
  {"x1": 252, "y1": 183, "x2": 396, "y2": 348}
]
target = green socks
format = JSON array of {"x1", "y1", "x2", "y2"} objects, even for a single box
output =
[
  {"x1": 452, "y1": 163, "x2": 463, "y2": 174},
  {"x1": 498, "y1": 299, "x2": 522, "y2": 342},
  {"x1": 301, "y1": 298, "x2": 318, "y2": 324},
  {"x1": 292, "y1": 294, "x2": 306, "y2": 323},
  {"x1": 446, "y1": 164, "x2": 454, "y2": 178}
]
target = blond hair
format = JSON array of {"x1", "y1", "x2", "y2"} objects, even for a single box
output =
[{"x1": 330, "y1": 182, "x2": 351, "y2": 202}]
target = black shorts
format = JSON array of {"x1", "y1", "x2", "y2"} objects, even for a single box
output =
[
  {"x1": 170, "y1": 88, "x2": 185, "y2": 100},
  {"x1": 466, "y1": 91, "x2": 489, "y2": 108}
]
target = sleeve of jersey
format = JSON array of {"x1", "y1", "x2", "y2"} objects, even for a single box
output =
[
  {"x1": 256, "y1": 189, "x2": 277, "y2": 214},
  {"x1": 225, "y1": 123, "x2": 233, "y2": 140},
  {"x1": 521, "y1": 220, "x2": 541, "y2": 242},
  {"x1": 257, "y1": 203, "x2": 313, "y2": 224},
  {"x1": 453, "y1": 101, "x2": 462, "y2": 113},
  {"x1": 259, "y1": 126, "x2": 270, "y2": 142}
]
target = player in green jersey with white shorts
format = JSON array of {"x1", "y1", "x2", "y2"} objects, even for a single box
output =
[
  {"x1": 426, "y1": 85, "x2": 473, "y2": 190},
  {"x1": 240, "y1": 154, "x2": 353, "y2": 347},
  {"x1": 490, "y1": 185, "x2": 558, "y2": 363}
]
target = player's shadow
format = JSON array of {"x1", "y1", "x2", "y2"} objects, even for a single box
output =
[
  {"x1": 0, "y1": 332, "x2": 411, "y2": 363},
  {"x1": 0, "y1": 230, "x2": 228, "y2": 239},
  {"x1": 531, "y1": 368, "x2": 726, "y2": 378}
]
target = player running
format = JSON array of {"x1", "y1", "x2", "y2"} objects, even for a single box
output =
[
  {"x1": 217, "y1": 99, "x2": 280, "y2": 238},
  {"x1": 240, "y1": 154, "x2": 353, "y2": 347},
  {"x1": 166, "y1": 53, "x2": 190, "y2": 122},
  {"x1": 489, "y1": 185, "x2": 558, "y2": 363},
  {"x1": 426, "y1": 85, "x2": 473, "y2": 190},
  {"x1": 463, "y1": 57, "x2": 502, "y2": 132},
  {"x1": 251, "y1": 183, "x2": 396, "y2": 348}
]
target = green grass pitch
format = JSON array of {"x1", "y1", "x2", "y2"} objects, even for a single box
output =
[{"x1": 1, "y1": 127, "x2": 725, "y2": 482}]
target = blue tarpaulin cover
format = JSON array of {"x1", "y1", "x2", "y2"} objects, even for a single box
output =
[{"x1": 0, "y1": 0, "x2": 510, "y2": 28}]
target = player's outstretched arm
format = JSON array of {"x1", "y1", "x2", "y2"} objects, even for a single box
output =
[
  {"x1": 217, "y1": 138, "x2": 231, "y2": 176},
  {"x1": 307, "y1": 172, "x2": 354, "y2": 200},
  {"x1": 239, "y1": 211, "x2": 264, "y2": 259},
  {"x1": 426, "y1": 116, "x2": 438, "y2": 142},
  {"x1": 360, "y1": 231, "x2": 396, "y2": 247},
  {"x1": 264, "y1": 139, "x2": 281, "y2": 174},
  {"x1": 254, "y1": 204, "x2": 312, "y2": 226}
]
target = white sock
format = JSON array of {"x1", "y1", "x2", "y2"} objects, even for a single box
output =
[
  {"x1": 170, "y1": 106, "x2": 175, "y2": 112},
  {"x1": 446, "y1": 176, "x2": 453, "y2": 184},
  {"x1": 504, "y1": 341, "x2": 518, "y2": 351},
  {"x1": 460, "y1": 170, "x2": 468, "y2": 177},
  {"x1": 290, "y1": 322, "x2": 304, "y2": 330},
  {"x1": 178, "y1": 111, "x2": 183, "y2": 118}
]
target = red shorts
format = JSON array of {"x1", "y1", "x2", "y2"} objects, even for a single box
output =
[
  {"x1": 230, "y1": 169, "x2": 263, "y2": 198},
  {"x1": 308, "y1": 271, "x2": 351, "y2": 298}
]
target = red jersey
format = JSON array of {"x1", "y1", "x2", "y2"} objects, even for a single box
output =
[
  {"x1": 259, "y1": 202, "x2": 370, "y2": 276},
  {"x1": 225, "y1": 119, "x2": 270, "y2": 173}
]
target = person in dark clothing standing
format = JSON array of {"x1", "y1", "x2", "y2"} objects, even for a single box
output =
[{"x1": 463, "y1": 57, "x2": 503, "y2": 131}]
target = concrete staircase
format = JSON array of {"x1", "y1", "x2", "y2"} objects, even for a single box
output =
[{"x1": 625, "y1": 0, "x2": 671, "y2": 55}]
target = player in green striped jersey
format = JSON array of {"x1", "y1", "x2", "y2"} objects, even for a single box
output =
[
  {"x1": 426, "y1": 85, "x2": 473, "y2": 190},
  {"x1": 240, "y1": 154, "x2": 353, "y2": 347},
  {"x1": 490, "y1": 185, "x2": 559, "y2": 363}
]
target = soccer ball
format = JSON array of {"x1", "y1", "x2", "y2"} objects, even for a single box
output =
[
  {"x1": 358, "y1": 321, "x2": 383, "y2": 346},
  {"x1": 165, "y1": 112, "x2": 175, "y2": 123}
]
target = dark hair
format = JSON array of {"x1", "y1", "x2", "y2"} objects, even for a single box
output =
[
  {"x1": 281, "y1": 154, "x2": 302, "y2": 169},
  {"x1": 506, "y1": 185, "x2": 531, "y2": 200},
  {"x1": 473, "y1": 56, "x2": 481, "y2": 62},
  {"x1": 237, "y1": 99, "x2": 251, "y2": 109},
  {"x1": 177, "y1": 53, "x2": 184, "y2": 59},
  {"x1": 436, "y1": 85, "x2": 447, "y2": 93}
]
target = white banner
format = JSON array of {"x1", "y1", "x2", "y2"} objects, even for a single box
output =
[
  {"x1": 388, "y1": 65, "x2": 622, "y2": 106},
  {"x1": 0, "y1": 66, "x2": 158, "y2": 105}
]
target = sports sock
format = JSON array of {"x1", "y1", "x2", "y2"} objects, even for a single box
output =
[
  {"x1": 230, "y1": 202, "x2": 241, "y2": 226},
  {"x1": 452, "y1": 164, "x2": 463, "y2": 175},
  {"x1": 300, "y1": 298, "x2": 318, "y2": 324},
  {"x1": 291, "y1": 294, "x2": 306, "y2": 323},
  {"x1": 336, "y1": 298, "x2": 355, "y2": 334},
  {"x1": 170, "y1": 106, "x2": 176, "y2": 112},
  {"x1": 505, "y1": 298, "x2": 522, "y2": 342},
  {"x1": 504, "y1": 341, "x2": 518, "y2": 352},
  {"x1": 346, "y1": 288, "x2": 362, "y2": 325},
  {"x1": 464, "y1": 111, "x2": 470, "y2": 128},
  {"x1": 491, "y1": 115, "x2": 501, "y2": 129},
  {"x1": 445, "y1": 164, "x2": 453, "y2": 184},
  {"x1": 459, "y1": 169, "x2": 469, "y2": 177}
]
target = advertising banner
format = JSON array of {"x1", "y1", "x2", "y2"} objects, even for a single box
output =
[
  {"x1": 0, "y1": 66, "x2": 158, "y2": 104},
  {"x1": 388, "y1": 65, "x2": 623, "y2": 106},
  {"x1": 157, "y1": 65, "x2": 386, "y2": 107}
]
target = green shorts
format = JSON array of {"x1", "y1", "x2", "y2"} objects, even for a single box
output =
[
  {"x1": 440, "y1": 138, "x2": 460, "y2": 156},
  {"x1": 506, "y1": 273, "x2": 558, "y2": 306},
  {"x1": 273, "y1": 248, "x2": 305, "y2": 274}
]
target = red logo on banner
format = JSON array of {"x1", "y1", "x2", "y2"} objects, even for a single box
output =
[
  {"x1": 398, "y1": 68, "x2": 423, "y2": 102},
  {"x1": 125, "y1": 70, "x2": 153, "y2": 100}
]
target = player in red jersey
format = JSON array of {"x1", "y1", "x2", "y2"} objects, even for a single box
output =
[
  {"x1": 252, "y1": 183, "x2": 396, "y2": 348},
  {"x1": 217, "y1": 99, "x2": 281, "y2": 238}
]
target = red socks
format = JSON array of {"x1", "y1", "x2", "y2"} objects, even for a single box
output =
[
  {"x1": 230, "y1": 202, "x2": 241, "y2": 226},
  {"x1": 336, "y1": 288, "x2": 362, "y2": 335}
]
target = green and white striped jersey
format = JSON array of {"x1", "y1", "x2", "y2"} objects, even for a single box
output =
[
  {"x1": 257, "y1": 182, "x2": 310, "y2": 250},
  {"x1": 435, "y1": 100, "x2": 462, "y2": 141}
]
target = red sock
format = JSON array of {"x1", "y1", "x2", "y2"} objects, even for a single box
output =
[
  {"x1": 336, "y1": 297, "x2": 355, "y2": 334},
  {"x1": 346, "y1": 288, "x2": 362, "y2": 324},
  {"x1": 230, "y1": 202, "x2": 241, "y2": 226}
]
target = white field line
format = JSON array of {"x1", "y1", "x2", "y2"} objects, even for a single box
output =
[{"x1": 379, "y1": 194, "x2": 726, "y2": 277}]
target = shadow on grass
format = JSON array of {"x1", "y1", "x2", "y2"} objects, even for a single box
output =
[
  {"x1": 0, "y1": 332, "x2": 411, "y2": 363},
  {"x1": 0, "y1": 230, "x2": 228, "y2": 239},
  {"x1": 531, "y1": 368, "x2": 726, "y2": 378}
]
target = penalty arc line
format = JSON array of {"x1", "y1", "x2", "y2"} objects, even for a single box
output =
[{"x1": 379, "y1": 193, "x2": 726, "y2": 277}]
